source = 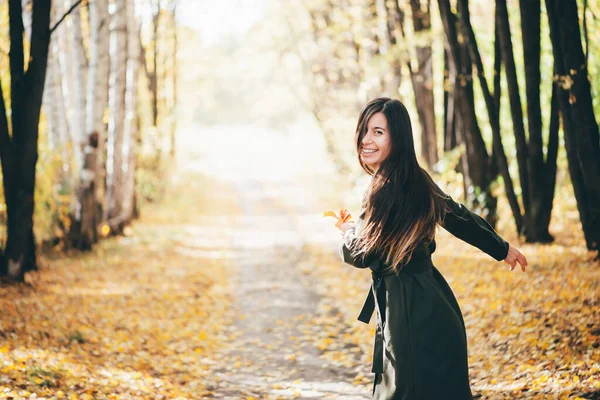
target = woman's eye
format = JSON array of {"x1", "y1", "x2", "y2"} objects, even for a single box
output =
[{"x1": 375, "y1": 131, "x2": 383, "y2": 135}]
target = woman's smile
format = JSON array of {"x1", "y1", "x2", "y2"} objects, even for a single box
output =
[{"x1": 361, "y1": 148, "x2": 379, "y2": 155}]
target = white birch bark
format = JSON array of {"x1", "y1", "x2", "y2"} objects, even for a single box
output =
[
  {"x1": 87, "y1": 0, "x2": 110, "y2": 162},
  {"x1": 42, "y1": 25, "x2": 59, "y2": 151},
  {"x1": 43, "y1": 43, "x2": 67, "y2": 152},
  {"x1": 121, "y1": 0, "x2": 140, "y2": 220},
  {"x1": 43, "y1": 3, "x2": 71, "y2": 180},
  {"x1": 55, "y1": 51, "x2": 71, "y2": 161},
  {"x1": 70, "y1": 1, "x2": 88, "y2": 168},
  {"x1": 106, "y1": 0, "x2": 128, "y2": 222},
  {"x1": 72, "y1": 0, "x2": 110, "y2": 248},
  {"x1": 56, "y1": 0, "x2": 75, "y2": 145},
  {"x1": 87, "y1": 0, "x2": 111, "y2": 220},
  {"x1": 54, "y1": 0, "x2": 78, "y2": 192}
]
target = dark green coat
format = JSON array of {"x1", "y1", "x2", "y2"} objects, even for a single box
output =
[{"x1": 339, "y1": 191, "x2": 509, "y2": 400}]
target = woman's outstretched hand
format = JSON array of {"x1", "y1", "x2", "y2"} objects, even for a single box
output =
[
  {"x1": 339, "y1": 222, "x2": 355, "y2": 236},
  {"x1": 504, "y1": 244, "x2": 528, "y2": 272}
]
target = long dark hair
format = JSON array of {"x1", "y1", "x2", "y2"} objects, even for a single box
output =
[{"x1": 352, "y1": 97, "x2": 449, "y2": 271}]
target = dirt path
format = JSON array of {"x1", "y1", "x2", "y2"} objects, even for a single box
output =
[{"x1": 204, "y1": 178, "x2": 370, "y2": 399}]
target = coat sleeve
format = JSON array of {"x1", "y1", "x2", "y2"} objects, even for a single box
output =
[
  {"x1": 339, "y1": 219, "x2": 370, "y2": 269},
  {"x1": 438, "y1": 191, "x2": 510, "y2": 262}
]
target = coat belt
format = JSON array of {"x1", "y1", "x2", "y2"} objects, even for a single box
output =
[
  {"x1": 357, "y1": 247, "x2": 434, "y2": 374},
  {"x1": 358, "y1": 271, "x2": 388, "y2": 374}
]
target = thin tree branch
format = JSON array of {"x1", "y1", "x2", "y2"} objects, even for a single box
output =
[{"x1": 49, "y1": 0, "x2": 85, "y2": 35}]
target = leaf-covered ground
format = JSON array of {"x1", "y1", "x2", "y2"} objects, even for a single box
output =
[{"x1": 0, "y1": 174, "x2": 241, "y2": 399}]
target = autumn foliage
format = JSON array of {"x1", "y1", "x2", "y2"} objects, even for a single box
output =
[{"x1": 323, "y1": 208, "x2": 353, "y2": 229}]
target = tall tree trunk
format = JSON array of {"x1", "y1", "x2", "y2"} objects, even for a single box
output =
[
  {"x1": 408, "y1": 0, "x2": 438, "y2": 170},
  {"x1": 546, "y1": 0, "x2": 600, "y2": 253},
  {"x1": 67, "y1": 0, "x2": 90, "y2": 247},
  {"x1": 43, "y1": 5, "x2": 72, "y2": 237},
  {"x1": 94, "y1": 0, "x2": 110, "y2": 224},
  {"x1": 72, "y1": 0, "x2": 110, "y2": 249},
  {"x1": 54, "y1": 0, "x2": 78, "y2": 199},
  {"x1": 106, "y1": 0, "x2": 128, "y2": 230},
  {"x1": 456, "y1": 0, "x2": 523, "y2": 234},
  {"x1": 0, "y1": 0, "x2": 51, "y2": 280},
  {"x1": 43, "y1": 29, "x2": 61, "y2": 152},
  {"x1": 121, "y1": 0, "x2": 140, "y2": 222},
  {"x1": 438, "y1": 0, "x2": 498, "y2": 225},
  {"x1": 393, "y1": 0, "x2": 438, "y2": 168},
  {"x1": 496, "y1": 0, "x2": 530, "y2": 216},
  {"x1": 142, "y1": 0, "x2": 161, "y2": 164},
  {"x1": 70, "y1": 0, "x2": 88, "y2": 161},
  {"x1": 518, "y1": 0, "x2": 556, "y2": 242}
]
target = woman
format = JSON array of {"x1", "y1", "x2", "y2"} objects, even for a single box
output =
[{"x1": 338, "y1": 98, "x2": 527, "y2": 400}]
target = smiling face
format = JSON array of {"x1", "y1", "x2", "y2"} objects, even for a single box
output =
[{"x1": 359, "y1": 112, "x2": 391, "y2": 171}]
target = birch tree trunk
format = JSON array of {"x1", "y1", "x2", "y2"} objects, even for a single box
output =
[
  {"x1": 58, "y1": 0, "x2": 77, "y2": 148},
  {"x1": 72, "y1": 0, "x2": 110, "y2": 249},
  {"x1": 121, "y1": 0, "x2": 140, "y2": 222},
  {"x1": 43, "y1": 5, "x2": 71, "y2": 204},
  {"x1": 91, "y1": 0, "x2": 111, "y2": 223},
  {"x1": 70, "y1": 0, "x2": 88, "y2": 164},
  {"x1": 54, "y1": 0, "x2": 77, "y2": 192},
  {"x1": 43, "y1": 32, "x2": 60, "y2": 152},
  {"x1": 67, "y1": 0, "x2": 91, "y2": 248},
  {"x1": 105, "y1": 0, "x2": 128, "y2": 230}
]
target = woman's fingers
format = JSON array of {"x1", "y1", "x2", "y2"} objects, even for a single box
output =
[
  {"x1": 505, "y1": 257, "x2": 515, "y2": 270},
  {"x1": 504, "y1": 245, "x2": 527, "y2": 272},
  {"x1": 340, "y1": 222, "x2": 355, "y2": 231},
  {"x1": 517, "y1": 253, "x2": 528, "y2": 271}
]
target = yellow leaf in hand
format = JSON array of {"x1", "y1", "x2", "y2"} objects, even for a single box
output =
[
  {"x1": 324, "y1": 208, "x2": 353, "y2": 229},
  {"x1": 323, "y1": 211, "x2": 338, "y2": 218},
  {"x1": 339, "y1": 208, "x2": 353, "y2": 223}
]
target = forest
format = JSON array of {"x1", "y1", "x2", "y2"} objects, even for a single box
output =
[{"x1": 0, "y1": 0, "x2": 599, "y2": 398}]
